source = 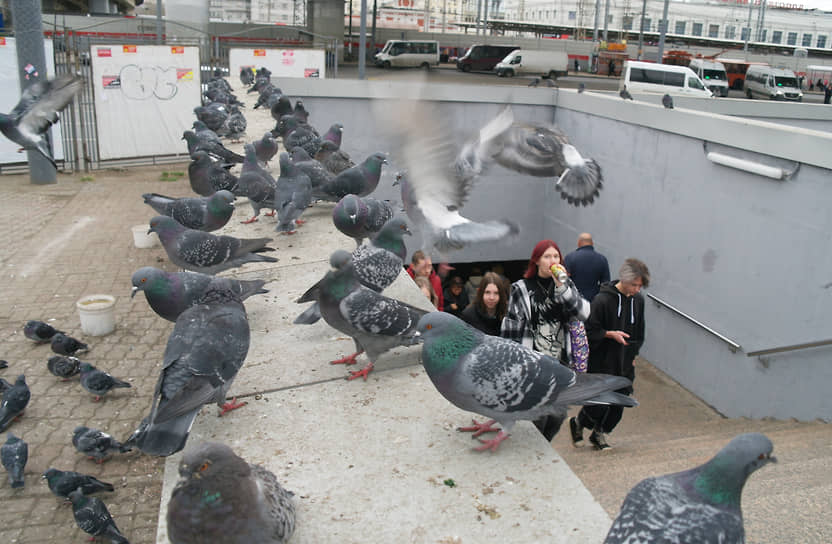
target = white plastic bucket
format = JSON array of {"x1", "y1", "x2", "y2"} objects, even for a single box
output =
[
  {"x1": 76, "y1": 295, "x2": 116, "y2": 336},
  {"x1": 132, "y1": 224, "x2": 159, "y2": 248}
]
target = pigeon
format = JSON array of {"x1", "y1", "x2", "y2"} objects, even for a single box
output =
[
  {"x1": 293, "y1": 99, "x2": 310, "y2": 123},
  {"x1": 167, "y1": 442, "x2": 296, "y2": 544},
  {"x1": 349, "y1": 216, "x2": 411, "y2": 292},
  {"x1": 455, "y1": 105, "x2": 603, "y2": 206},
  {"x1": 274, "y1": 152, "x2": 312, "y2": 234},
  {"x1": 131, "y1": 266, "x2": 268, "y2": 322},
  {"x1": 315, "y1": 152, "x2": 387, "y2": 202},
  {"x1": 23, "y1": 319, "x2": 65, "y2": 343},
  {"x1": 238, "y1": 144, "x2": 278, "y2": 223},
  {"x1": 662, "y1": 93, "x2": 674, "y2": 109},
  {"x1": 577, "y1": 82, "x2": 586, "y2": 93},
  {"x1": 72, "y1": 426, "x2": 131, "y2": 463},
  {"x1": 0, "y1": 377, "x2": 12, "y2": 393},
  {"x1": 1, "y1": 433, "x2": 27, "y2": 488},
  {"x1": 269, "y1": 95, "x2": 293, "y2": 122},
  {"x1": 289, "y1": 147, "x2": 335, "y2": 195},
  {"x1": 332, "y1": 194, "x2": 395, "y2": 247},
  {"x1": 43, "y1": 468, "x2": 114, "y2": 499},
  {"x1": 395, "y1": 169, "x2": 518, "y2": 257},
  {"x1": 149, "y1": 215, "x2": 277, "y2": 275},
  {"x1": 297, "y1": 252, "x2": 427, "y2": 381},
  {"x1": 0, "y1": 74, "x2": 83, "y2": 167},
  {"x1": 183, "y1": 131, "x2": 243, "y2": 164},
  {"x1": 0, "y1": 360, "x2": 6, "y2": 369},
  {"x1": 528, "y1": 77, "x2": 555, "y2": 88},
  {"x1": 142, "y1": 190, "x2": 235, "y2": 232},
  {"x1": 79, "y1": 363, "x2": 131, "y2": 401},
  {"x1": 254, "y1": 131, "x2": 279, "y2": 165},
  {"x1": 47, "y1": 355, "x2": 81, "y2": 380},
  {"x1": 224, "y1": 108, "x2": 247, "y2": 142},
  {"x1": 320, "y1": 122, "x2": 344, "y2": 147},
  {"x1": 282, "y1": 118, "x2": 322, "y2": 157},
  {"x1": 188, "y1": 151, "x2": 240, "y2": 197},
  {"x1": 315, "y1": 139, "x2": 355, "y2": 175},
  {"x1": 125, "y1": 288, "x2": 250, "y2": 457},
  {"x1": 604, "y1": 433, "x2": 777, "y2": 544},
  {"x1": 414, "y1": 312, "x2": 638, "y2": 452},
  {"x1": 620, "y1": 87, "x2": 634, "y2": 100},
  {"x1": 253, "y1": 87, "x2": 279, "y2": 109},
  {"x1": 68, "y1": 489, "x2": 130, "y2": 544},
  {"x1": 240, "y1": 66, "x2": 255, "y2": 86},
  {"x1": 192, "y1": 120, "x2": 222, "y2": 144},
  {"x1": 194, "y1": 103, "x2": 228, "y2": 132},
  {"x1": 50, "y1": 332, "x2": 88, "y2": 356},
  {"x1": 0, "y1": 375, "x2": 30, "y2": 432}
]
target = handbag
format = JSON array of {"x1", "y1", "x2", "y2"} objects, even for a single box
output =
[{"x1": 567, "y1": 320, "x2": 589, "y2": 373}]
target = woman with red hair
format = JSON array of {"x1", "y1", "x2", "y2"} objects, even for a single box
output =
[{"x1": 501, "y1": 239, "x2": 590, "y2": 440}]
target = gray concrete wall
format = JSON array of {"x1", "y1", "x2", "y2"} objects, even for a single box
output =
[{"x1": 278, "y1": 78, "x2": 832, "y2": 422}]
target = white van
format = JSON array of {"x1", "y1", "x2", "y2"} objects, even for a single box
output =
[
  {"x1": 620, "y1": 60, "x2": 713, "y2": 98},
  {"x1": 375, "y1": 40, "x2": 440, "y2": 69},
  {"x1": 495, "y1": 50, "x2": 569, "y2": 79},
  {"x1": 743, "y1": 65, "x2": 803, "y2": 102},
  {"x1": 688, "y1": 59, "x2": 730, "y2": 97}
]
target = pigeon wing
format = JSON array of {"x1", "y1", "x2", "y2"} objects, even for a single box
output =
[
  {"x1": 340, "y1": 289, "x2": 425, "y2": 336},
  {"x1": 14, "y1": 75, "x2": 83, "y2": 135}
]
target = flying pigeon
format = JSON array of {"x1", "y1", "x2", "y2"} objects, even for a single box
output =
[
  {"x1": 332, "y1": 194, "x2": 395, "y2": 247},
  {"x1": 131, "y1": 266, "x2": 268, "y2": 322},
  {"x1": 43, "y1": 468, "x2": 115, "y2": 499},
  {"x1": 297, "y1": 252, "x2": 427, "y2": 381},
  {"x1": 662, "y1": 93, "x2": 674, "y2": 109},
  {"x1": 0, "y1": 74, "x2": 83, "y2": 167},
  {"x1": 274, "y1": 152, "x2": 312, "y2": 234},
  {"x1": 125, "y1": 288, "x2": 250, "y2": 457},
  {"x1": 415, "y1": 312, "x2": 638, "y2": 452},
  {"x1": 577, "y1": 82, "x2": 586, "y2": 93},
  {"x1": 79, "y1": 362, "x2": 131, "y2": 401},
  {"x1": 455, "y1": 105, "x2": 603, "y2": 206},
  {"x1": 23, "y1": 320, "x2": 65, "y2": 343},
  {"x1": 238, "y1": 144, "x2": 278, "y2": 223},
  {"x1": 187, "y1": 151, "x2": 240, "y2": 197},
  {"x1": 167, "y1": 442, "x2": 296, "y2": 544},
  {"x1": 68, "y1": 489, "x2": 130, "y2": 544},
  {"x1": 72, "y1": 425, "x2": 131, "y2": 463},
  {"x1": 142, "y1": 190, "x2": 235, "y2": 232},
  {"x1": 254, "y1": 131, "x2": 279, "y2": 165},
  {"x1": 620, "y1": 87, "x2": 634, "y2": 100},
  {"x1": 50, "y1": 332, "x2": 88, "y2": 356},
  {"x1": 148, "y1": 215, "x2": 277, "y2": 274},
  {"x1": 47, "y1": 355, "x2": 81, "y2": 380},
  {"x1": 604, "y1": 433, "x2": 777, "y2": 544},
  {"x1": 315, "y1": 152, "x2": 387, "y2": 202},
  {"x1": 1, "y1": 433, "x2": 27, "y2": 488},
  {"x1": 183, "y1": 131, "x2": 243, "y2": 164},
  {"x1": 288, "y1": 147, "x2": 335, "y2": 196},
  {"x1": 315, "y1": 139, "x2": 355, "y2": 175},
  {"x1": 0, "y1": 375, "x2": 30, "y2": 432},
  {"x1": 240, "y1": 66, "x2": 255, "y2": 86}
]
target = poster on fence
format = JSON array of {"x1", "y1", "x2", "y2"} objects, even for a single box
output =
[
  {"x1": 0, "y1": 38, "x2": 65, "y2": 166},
  {"x1": 229, "y1": 48, "x2": 326, "y2": 82},
  {"x1": 91, "y1": 45, "x2": 200, "y2": 160}
]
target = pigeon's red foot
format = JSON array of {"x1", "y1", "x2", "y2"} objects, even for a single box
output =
[
  {"x1": 279, "y1": 230, "x2": 297, "y2": 235},
  {"x1": 92, "y1": 396, "x2": 101, "y2": 402},
  {"x1": 265, "y1": 210, "x2": 276, "y2": 217},
  {"x1": 347, "y1": 362, "x2": 374, "y2": 381},
  {"x1": 457, "y1": 418, "x2": 500, "y2": 438},
  {"x1": 218, "y1": 397, "x2": 247, "y2": 416},
  {"x1": 295, "y1": 219, "x2": 306, "y2": 225},
  {"x1": 475, "y1": 430, "x2": 510, "y2": 453},
  {"x1": 241, "y1": 216, "x2": 259, "y2": 224},
  {"x1": 330, "y1": 351, "x2": 363, "y2": 366}
]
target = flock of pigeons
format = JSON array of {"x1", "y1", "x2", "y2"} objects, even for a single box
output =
[{"x1": 0, "y1": 67, "x2": 776, "y2": 544}]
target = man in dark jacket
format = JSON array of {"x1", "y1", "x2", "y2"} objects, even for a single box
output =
[
  {"x1": 569, "y1": 258, "x2": 650, "y2": 450},
  {"x1": 564, "y1": 233, "x2": 610, "y2": 301}
]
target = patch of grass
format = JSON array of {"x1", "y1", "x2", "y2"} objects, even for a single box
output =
[
  {"x1": 79, "y1": 175, "x2": 94, "y2": 182},
  {"x1": 160, "y1": 171, "x2": 185, "y2": 182}
]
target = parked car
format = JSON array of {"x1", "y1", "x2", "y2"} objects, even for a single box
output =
[
  {"x1": 494, "y1": 49, "x2": 568, "y2": 79},
  {"x1": 744, "y1": 65, "x2": 803, "y2": 101},
  {"x1": 456, "y1": 44, "x2": 519, "y2": 72}
]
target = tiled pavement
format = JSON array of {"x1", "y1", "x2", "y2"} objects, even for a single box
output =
[{"x1": 0, "y1": 167, "x2": 195, "y2": 543}]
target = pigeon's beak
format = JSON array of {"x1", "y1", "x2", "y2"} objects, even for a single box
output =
[{"x1": 130, "y1": 286, "x2": 138, "y2": 299}]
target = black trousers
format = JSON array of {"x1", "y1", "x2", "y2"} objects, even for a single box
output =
[
  {"x1": 533, "y1": 406, "x2": 567, "y2": 441},
  {"x1": 577, "y1": 386, "x2": 632, "y2": 434}
]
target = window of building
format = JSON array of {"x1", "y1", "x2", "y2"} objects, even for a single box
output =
[
  {"x1": 623, "y1": 15, "x2": 633, "y2": 31},
  {"x1": 708, "y1": 24, "x2": 719, "y2": 38},
  {"x1": 818, "y1": 35, "x2": 827, "y2": 48},
  {"x1": 760, "y1": 29, "x2": 767, "y2": 42},
  {"x1": 725, "y1": 26, "x2": 735, "y2": 40},
  {"x1": 803, "y1": 34, "x2": 812, "y2": 47},
  {"x1": 693, "y1": 23, "x2": 703, "y2": 37},
  {"x1": 608, "y1": 14, "x2": 614, "y2": 24},
  {"x1": 568, "y1": 11, "x2": 576, "y2": 20},
  {"x1": 642, "y1": 18, "x2": 651, "y2": 32},
  {"x1": 772, "y1": 30, "x2": 782, "y2": 44},
  {"x1": 741, "y1": 27, "x2": 750, "y2": 41},
  {"x1": 787, "y1": 32, "x2": 797, "y2": 45},
  {"x1": 675, "y1": 21, "x2": 686, "y2": 34},
  {"x1": 658, "y1": 19, "x2": 667, "y2": 33}
]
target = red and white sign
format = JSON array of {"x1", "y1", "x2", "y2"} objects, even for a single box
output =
[
  {"x1": 254, "y1": 49, "x2": 266, "y2": 57},
  {"x1": 0, "y1": 38, "x2": 6, "y2": 46},
  {"x1": 97, "y1": 48, "x2": 112, "y2": 57},
  {"x1": 171, "y1": 46, "x2": 184, "y2": 54},
  {"x1": 123, "y1": 45, "x2": 137, "y2": 53}
]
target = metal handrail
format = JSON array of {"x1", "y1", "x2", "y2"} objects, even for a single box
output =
[
  {"x1": 746, "y1": 339, "x2": 832, "y2": 357},
  {"x1": 645, "y1": 292, "x2": 742, "y2": 352}
]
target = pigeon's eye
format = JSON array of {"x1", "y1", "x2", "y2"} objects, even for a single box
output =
[
  {"x1": 425, "y1": 324, "x2": 432, "y2": 330},
  {"x1": 758, "y1": 454, "x2": 766, "y2": 460},
  {"x1": 141, "y1": 278, "x2": 146, "y2": 283},
  {"x1": 198, "y1": 462, "x2": 210, "y2": 472}
]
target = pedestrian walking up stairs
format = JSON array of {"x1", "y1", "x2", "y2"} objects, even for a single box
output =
[{"x1": 552, "y1": 359, "x2": 831, "y2": 544}]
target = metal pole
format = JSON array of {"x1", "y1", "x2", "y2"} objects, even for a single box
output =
[
  {"x1": 603, "y1": 0, "x2": 610, "y2": 42},
  {"x1": 371, "y1": 0, "x2": 377, "y2": 58},
  {"x1": 483, "y1": 0, "x2": 488, "y2": 36},
  {"x1": 156, "y1": 0, "x2": 164, "y2": 44},
  {"x1": 743, "y1": 0, "x2": 753, "y2": 57},
  {"x1": 358, "y1": 0, "x2": 367, "y2": 79},
  {"x1": 11, "y1": 0, "x2": 56, "y2": 184},
  {"x1": 476, "y1": 0, "x2": 482, "y2": 36},
  {"x1": 656, "y1": 0, "x2": 670, "y2": 64},
  {"x1": 442, "y1": 0, "x2": 446, "y2": 34},
  {"x1": 349, "y1": 0, "x2": 353, "y2": 53},
  {"x1": 593, "y1": 0, "x2": 600, "y2": 43},
  {"x1": 637, "y1": 0, "x2": 647, "y2": 60},
  {"x1": 757, "y1": 0, "x2": 767, "y2": 42}
]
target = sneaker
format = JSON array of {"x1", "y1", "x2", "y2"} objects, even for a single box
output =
[
  {"x1": 589, "y1": 431, "x2": 611, "y2": 451},
  {"x1": 569, "y1": 417, "x2": 583, "y2": 446}
]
